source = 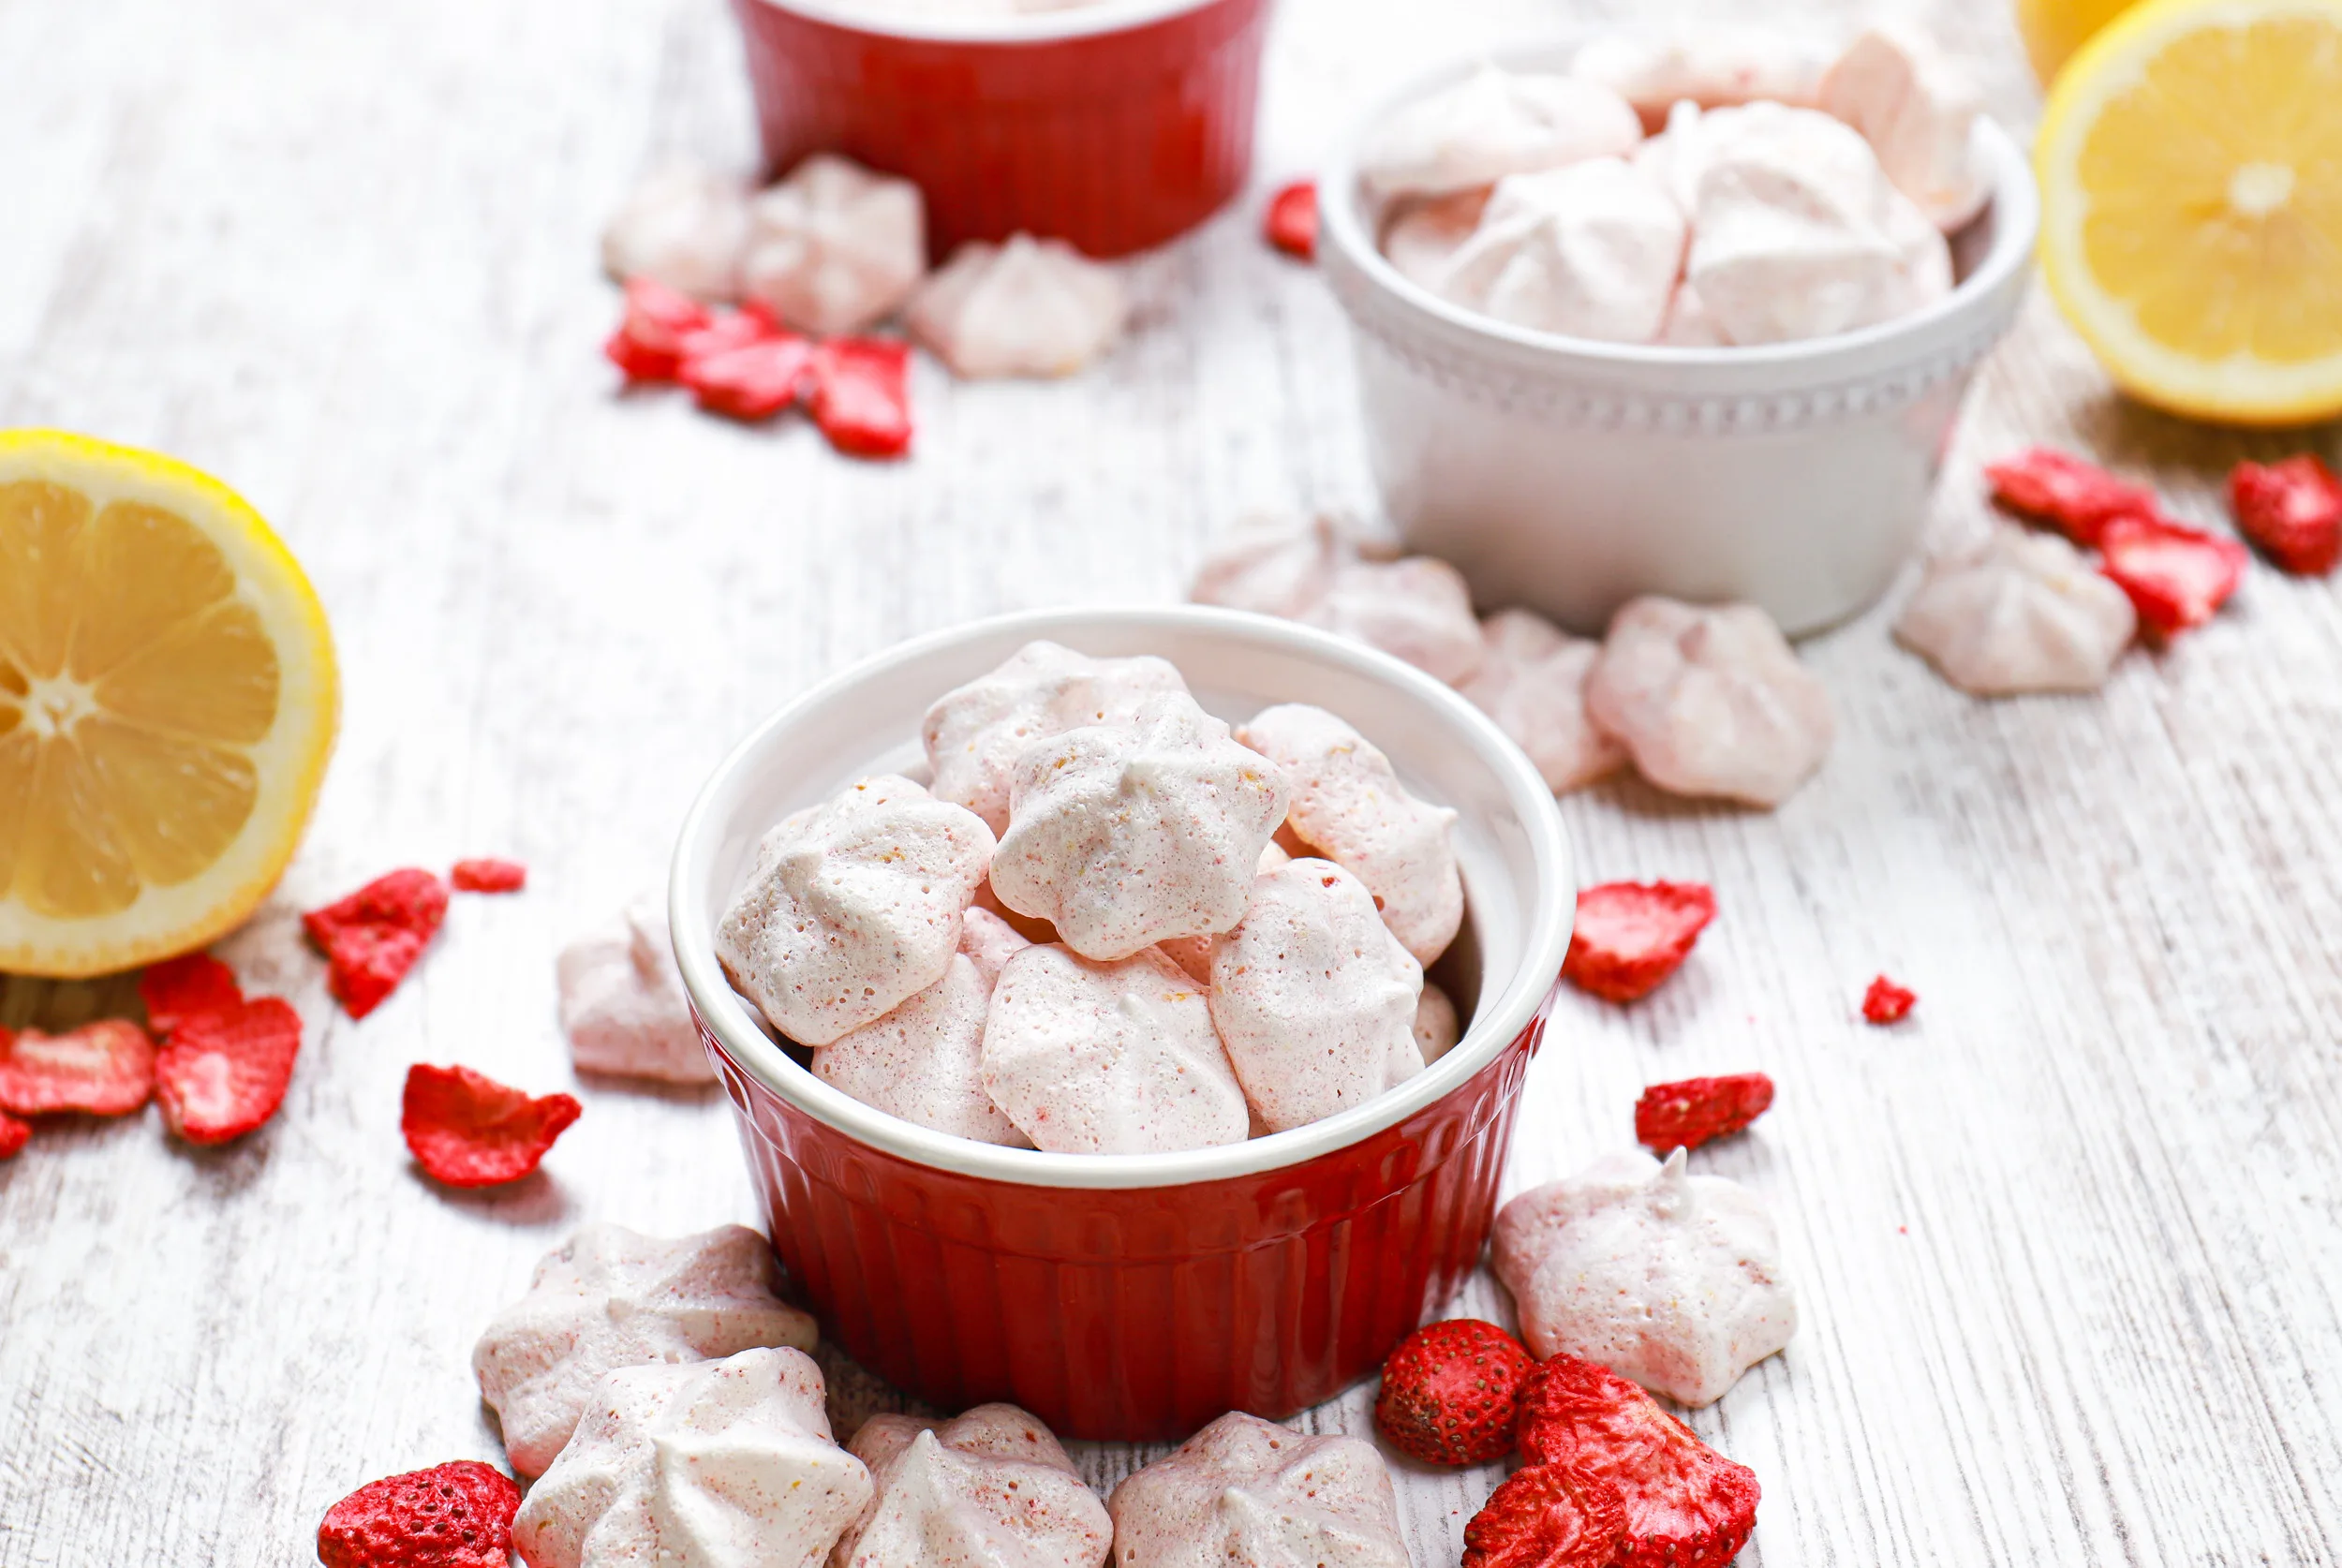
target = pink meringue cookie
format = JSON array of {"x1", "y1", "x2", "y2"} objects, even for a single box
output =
[
  {"x1": 1818, "y1": 25, "x2": 1990, "y2": 232},
  {"x1": 1629, "y1": 99, "x2": 1706, "y2": 216},
  {"x1": 1380, "y1": 189, "x2": 1491, "y2": 290},
  {"x1": 716, "y1": 776, "x2": 996, "y2": 1046},
  {"x1": 1304, "y1": 556, "x2": 1486, "y2": 687},
  {"x1": 908, "y1": 234, "x2": 1126, "y2": 379},
  {"x1": 923, "y1": 641, "x2": 1192, "y2": 836},
  {"x1": 1571, "y1": 27, "x2": 1831, "y2": 127},
  {"x1": 600, "y1": 163, "x2": 749, "y2": 302},
  {"x1": 1657, "y1": 279, "x2": 1728, "y2": 346},
  {"x1": 474, "y1": 1223, "x2": 817, "y2": 1478},
  {"x1": 1585, "y1": 596, "x2": 1835, "y2": 808},
  {"x1": 557, "y1": 891, "x2": 716, "y2": 1083},
  {"x1": 1189, "y1": 515, "x2": 1360, "y2": 620},
  {"x1": 981, "y1": 944, "x2": 1250, "y2": 1154},
  {"x1": 1207, "y1": 858, "x2": 1423, "y2": 1133},
  {"x1": 812, "y1": 907, "x2": 1033, "y2": 1146},
  {"x1": 1236, "y1": 703, "x2": 1463, "y2": 966},
  {"x1": 1456, "y1": 608, "x2": 1627, "y2": 793},
  {"x1": 1491, "y1": 1147, "x2": 1798, "y2": 1407},
  {"x1": 1432, "y1": 157, "x2": 1687, "y2": 343},
  {"x1": 1104, "y1": 1412, "x2": 1410, "y2": 1568},
  {"x1": 833, "y1": 1405, "x2": 1110, "y2": 1568},
  {"x1": 512, "y1": 1347, "x2": 872, "y2": 1568},
  {"x1": 1895, "y1": 525, "x2": 2138, "y2": 695},
  {"x1": 741, "y1": 154, "x2": 926, "y2": 336},
  {"x1": 989, "y1": 693, "x2": 1287, "y2": 961},
  {"x1": 1362, "y1": 64, "x2": 1642, "y2": 202},
  {"x1": 1413, "y1": 980, "x2": 1461, "y2": 1065},
  {"x1": 1157, "y1": 840, "x2": 1290, "y2": 984}
]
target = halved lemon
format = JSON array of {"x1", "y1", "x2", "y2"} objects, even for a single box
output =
[
  {"x1": 2036, "y1": 0, "x2": 2342, "y2": 425},
  {"x1": 0, "y1": 431, "x2": 338, "y2": 977}
]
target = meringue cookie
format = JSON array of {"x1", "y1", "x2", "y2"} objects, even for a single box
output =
[
  {"x1": 1456, "y1": 608, "x2": 1628, "y2": 793},
  {"x1": 1629, "y1": 99, "x2": 1707, "y2": 216},
  {"x1": 1207, "y1": 858, "x2": 1423, "y2": 1133},
  {"x1": 1585, "y1": 597, "x2": 1834, "y2": 808},
  {"x1": 1895, "y1": 525, "x2": 2138, "y2": 695},
  {"x1": 1432, "y1": 158, "x2": 1687, "y2": 343},
  {"x1": 1189, "y1": 515, "x2": 1358, "y2": 620},
  {"x1": 716, "y1": 776, "x2": 996, "y2": 1046},
  {"x1": 989, "y1": 693, "x2": 1287, "y2": 961},
  {"x1": 908, "y1": 234, "x2": 1125, "y2": 379},
  {"x1": 1818, "y1": 25, "x2": 1990, "y2": 232},
  {"x1": 1361, "y1": 64, "x2": 1642, "y2": 202},
  {"x1": 1157, "y1": 840, "x2": 1290, "y2": 984},
  {"x1": 1414, "y1": 980, "x2": 1461, "y2": 1065},
  {"x1": 475, "y1": 1223, "x2": 817, "y2": 1478},
  {"x1": 1236, "y1": 703, "x2": 1463, "y2": 966},
  {"x1": 557, "y1": 891, "x2": 715, "y2": 1083},
  {"x1": 981, "y1": 944, "x2": 1250, "y2": 1154},
  {"x1": 1105, "y1": 1413, "x2": 1410, "y2": 1568},
  {"x1": 600, "y1": 163, "x2": 750, "y2": 301},
  {"x1": 833, "y1": 1405, "x2": 1110, "y2": 1568},
  {"x1": 1657, "y1": 280, "x2": 1728, "y2": 346},
  {"x1": 1491, "y1": 1147, "x2": 1798, "y2": 1407},
  {"x1": 812, "y1": 907, "x2": 1032, "y2": 1146},
  {"x1": 1304, "y1": 556, "x2": 1486, "y2": 687},
  {"x1": 511, "y1": 1347, "x2": 871, "y2": 1568},
  {"x1": 922, "y1": 641, "x2": 1192, "y2": 836},
  {"x1": 1571, "y1": 27, "x2": 1831, "y2": 126},
  {"x1": 741, "y1": 154, "x2": 926, "y2": 335},
  {"x1": 1379, "y1": 189, "x2": 1490, "y2": 290}
]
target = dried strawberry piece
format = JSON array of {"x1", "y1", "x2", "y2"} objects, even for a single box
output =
[
  {"x1": 140, "y1": 952, "x2": 245, "y2": 1035},
  {"x1": 2097, "y1": 514, "x2": 2248, "y2": 638},
  {"x1": 450, "y1": 857, "x2": 527, "y2": 895},
  {"x1": 1375, "y1": 1318, "x2": 1538, "y2": 1466},
  {"x1": 1635, "y1": 1072, "x2": 1774, "y2": 1155},
  {"x1": 0, "y1": 1109, "x2": 28, "y2": 1160},
  {"x1": 1462, "y1": 1462, "x2": 1628, "y2": 1568},
  {"x1": 675, "y1": 302, "x2": 781, "y2": 362},
  {"x1": 1862, "y1": 975, "x2": 1916, "y2": 1025},
  {"x1": 155, "y1": 998, "x2": 303, "y2": 1145},
  {"x1": 1265, "y1": 179, "x2": 1319, "y2": 260},
  {"x1": 0, "y1": 1021, "x2": 156, "y2": 1117},
  {"x1": 808, "y1": 337, "x2": 912, "y2": 459},
  {"x1": 317, "y1": 1458, "x2": 522, "y2": 1568},
  {"x1": 2229, "y1": 455, "x2": 2342, "y2": 576},
  {"x1": 683, "y1": 334, "x2": 815, "y2": 422},
  {"x1": 602, "y1": 276, "x2": 713, "y2": 383},
  {"x1": 1984, "y1": 447, "x2": 2159, "y2": 547},
  {"x1": 402, "y1": 1063, "x2": 582, "y2": 1188},
  {"x1": 1563, "y1": 881, "x2": 1717, "y2": 1004},
  {"x1": 1518, "y1": 1354, "x2": 1760, "y2": 1568},
  {"x1": 304, "y1": 869, "x2": 451, "y2": 1019}
]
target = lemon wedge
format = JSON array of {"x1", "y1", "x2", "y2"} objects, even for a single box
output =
[
  {"x1": 0, "y1": 430, "x2": 338, "y2": 977},
  {"x1": 2036, "y1": 0, "x2": 2342, "y2": 425}
]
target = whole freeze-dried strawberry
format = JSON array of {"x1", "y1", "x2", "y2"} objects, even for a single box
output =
[
  {"x1": 1634, "y1": 1073, "x2": 1774, "y2": 1154},
  {"x1": 603, "y1": 276, "x2": 712, "y2": 382},
  {"x1": 402, "y1": 1064, "x2": 582, "y2": 1188},
  {"x1": 156, "y1": 998, "x2": 303, "y2": 1146},
  {"x1": 1563, "y1": 881, "x2": 1717, "y2": 1004},
  {"x1": 0, "y1": 1021, "x2": 156, "y2": 1117},
  {"x1": 1983, "y1": 447, "x2": 2159, "y2": 547},
  {"x1": 1375, "y1": 1318, "x2": 1538, "y2": 1466},
  {"x1": 1461, "y1": 1462, "x2": 1627, "y2": 1568},
  {"x1": 449, "y1": 858, "x2": 528, "y2": 895},
  {"x1": 1517, "y1": 1354, "x2": 1760, "y2": 1568},
  {"x1": 1266, "y1": 180, "x2": 1319, "y2": 260},
  {"x1": 1862, "y1": 975, "x2": 1916, "y2": 1025},
  {"x1": 304, "y1": 869, "x2": 451, "y2": 1019},
  {"x1": 2097, "y1": 515, "x2": 2248, "y2": 638},
  {"x1": 317, "y1": 1458, "x2": 521, "y2": 1568},
  {"x1": 140, "y1": 953, "x2": 244, "y2": 1035},
  {"x1": 2229, "y1": 456, "x2": 2342, "y2": 576},
  {"x1": 682, "y1": 334, "x2": 814, "y2": 422},
  {"x1": 809, "y1": 337, "x2": 912, "y2": 459},
  {"x1": 0, "y1": 1109, "x2": 28, "y2": 1160}
]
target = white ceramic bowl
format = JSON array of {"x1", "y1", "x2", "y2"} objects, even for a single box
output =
[{"x1": 1319, "y1": 47, "x2": 2041, "y2": 637}]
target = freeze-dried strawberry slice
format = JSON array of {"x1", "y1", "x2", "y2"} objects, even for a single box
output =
[
  {"x1": 317, "y1": 1458, "x2": 522, "y2": 1568},
  {"x1": 450, "y1": 858, "x2": 527, "y2": 895},
  {"x1": 155, "y1": 998, "x2": 303, "y2": 1145},
  {"x1": 401, "y1": 1063, "x2": 582, "y2": 1188},
  {"x1": 1518, "y1": 1354, "x2": 1760, "y2": 1568},
  {"x1": 1265, "y1": 180, "x2": 1319, "y2": 260},
  {"x1": 1563, "y1": 881, "x2": 1717, "y2": 1004},
  {"x1": 304, "y1": 869, "x2": 451, "y2": 1019},
  {"x1": 603, "y1": 276, "x2": 713, "y2": 382},
  {"x1": 2229, "y1": 455, "x2": 2342, "y2": 576},
  {"x1": 2097, "y1": 515, "x2": 2248, "y2": 638},
  {"x1": 0, "y1": 1109, "x2": 29, "y2": 1160},
  {"x1": 1462, "y1": 1462, "x2": 1627, "y2": 1568},
  {"x1": 140, "y1": 953, "x2": 245, "y2": 1034},
  {"x1": 1862, "y1": 975, "x2": 1916, "y2": 1025},
  {"x1": 1635, "y1": 1072, "x2": 1774, "y2": 1154},
  {"x1": 675, "y1": 303, "x2": 781, "y2": 362},
  {"x1": 808, "y1": 337, "x2": 912, "y2": 459},
  {"x1": 0, "y1": 1021, "x2": 156, "y2": 1117},
  {"x1": 1375, "y1": 1318, "x2": 1538, "y2": 1466},
  {"x1": 682, "y1": 334, "x2": 815, "y2": 422},
  {"x1": 1984, "y1": 447, "x2": 2159, "y2": 547}
]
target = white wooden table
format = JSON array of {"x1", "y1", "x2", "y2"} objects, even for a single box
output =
[{"x1": 5, "y1": 0, "x2": 2339, "y2": 1562}]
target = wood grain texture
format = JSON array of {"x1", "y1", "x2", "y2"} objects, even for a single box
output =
[{"x1": 4, "y1": 0, "x2": 2339, "y2": 1563}]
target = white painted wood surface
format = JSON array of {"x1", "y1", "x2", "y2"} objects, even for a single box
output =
[{"x1": 4, "y1": 0, "x2": 2339, "y2": 1562}]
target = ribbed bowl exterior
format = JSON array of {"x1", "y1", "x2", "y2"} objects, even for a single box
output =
[
  {"x1": 705, "y1": 988, "x2": 1553, "y2": 1442},
  {"x1": 730, "y1": 0, "x2": 1269, "y2": 259}
]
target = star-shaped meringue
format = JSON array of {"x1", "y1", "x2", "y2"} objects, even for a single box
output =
[
  {"x1": 1361, "y1": 64, "x2": 1642, "y2": 201},
  {"x1": 558, "y1": 891, "x2": 714, "y2": 1084},
  {"x1": 1456, "y1": 608, "x2": 1627, "y2": 794},
  {"x1": 1894, "y1": 525, "x2": 2137, "y2": 695},
  {"x1": 1104, "y1": 1413, "x2": 1410, "y2": 1568},
  {"x1": 833, "y1": 1404, "x2": 1111, "y2": 1568}
]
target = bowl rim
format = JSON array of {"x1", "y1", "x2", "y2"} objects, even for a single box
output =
[
  {"x1": 669, "y1": 605, "x2": 1575, "y2": 1193},
  {"x1": 1318, "y1": 43, "x2": 2043, "y2": 371},
  {"x1": 744, "y1": 0, "x2": 1230, "y2": 44}
]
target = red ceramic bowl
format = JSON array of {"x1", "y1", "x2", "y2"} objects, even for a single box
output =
[
  {"x1": 670, "y1": 607, "x2": 1575, "y2": 1441},
  {"x1": 730, "y1": 0, "x2": 1270, "y2": 259}
]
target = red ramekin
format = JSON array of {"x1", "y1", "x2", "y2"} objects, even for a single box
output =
[
  {"x1": 729, "y1": 0, "x2": 1270, "y2": 259},
  {"x1": 671, "y1": 607, "x2": 1575, "y2": 1441}
]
